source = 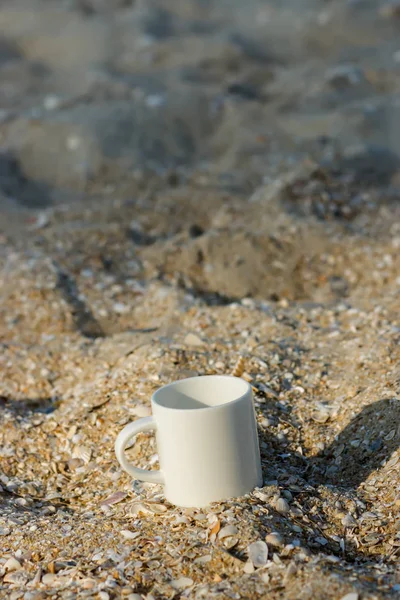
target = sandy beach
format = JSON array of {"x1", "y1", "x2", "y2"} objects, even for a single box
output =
[{"x1": 0, "y1": 1, "x2": 399, "y2": 598}]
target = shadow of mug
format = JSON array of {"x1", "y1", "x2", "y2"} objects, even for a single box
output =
[{"x1": 307, "y1": 398, "x2": 399, "y2": 488}]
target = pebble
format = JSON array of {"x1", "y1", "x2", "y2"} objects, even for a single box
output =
[
  {"x1": 340, "y1": 594, "x2": 359, "y2": 600},
  {"x1": 314, "y1": 536, "x2": 328, "y2": 546},
  {"x1": 275, "y1": 497, "x2": 290, "y2": 515},
  {"x1": 43, "y1": 95, "x2": 61, "y2": 110},
  {"x1": 247, "y1": 541, "x2": 268, "y2": 567}
]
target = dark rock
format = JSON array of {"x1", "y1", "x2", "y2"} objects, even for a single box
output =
[{"x1": 188, "y1": 224, "x2": 204, "y2": 238}]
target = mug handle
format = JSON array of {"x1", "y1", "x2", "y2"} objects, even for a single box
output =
[{"x1": 115, "y1": 417, "x2": 165, "y2": 484}]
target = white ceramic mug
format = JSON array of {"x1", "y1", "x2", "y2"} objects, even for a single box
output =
[{"x1": 115, "y1": 375, "x2": 263, "y2": 507}]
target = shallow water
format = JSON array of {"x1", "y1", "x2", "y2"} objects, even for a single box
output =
[{"x1": 0, "y1": 0, "x2": 399, "y2": 219}]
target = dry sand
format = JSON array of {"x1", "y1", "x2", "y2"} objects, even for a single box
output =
[{"x1": 0, "y1": 1, "x2": 399, "y2": 599}]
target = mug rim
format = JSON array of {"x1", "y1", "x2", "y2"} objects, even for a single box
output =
[{"x1": 152, "y1": 375, "x2": 251, "y2": 412}]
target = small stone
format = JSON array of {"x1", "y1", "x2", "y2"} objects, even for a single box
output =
[
  {"x1": 314, "y1": 536, "x2": 328, "y2": 546},
  {"x1": 340, "y1": 594, "x2": 359, "y2": 600},
  {"x1": 0, "y1": 527, "x2": 11, "y2": 536},
  {"x1": 275, "y1": 497, "x2": 290, "y2": 515},
  {"x1": 99, "y1": 593, "x2": 110, "y2": 600},
  {"x1": 43, "y1": 95, "x2": 61, "y2": 110},
  {"x1": 113, "y1": 302, "x2": 129, "y2": 314},
  {"x1": 325, "y1": 65, "x2": 364, "y2": 87},
  {"x1": 247, "y1": 540, "x2": 268, "y2": 567},
  {"x1": 127, "y1": 595, "x2": 144, "y2": 600},
  {"x1": 183, "y1": 333, "x2": 204, "y2": 346},
  {"x1": 188, "y1": 224, "x2": 204, "y2": 238},
  {"x1": 4, "y1": 557, "x2": 22, "y2": 571}
]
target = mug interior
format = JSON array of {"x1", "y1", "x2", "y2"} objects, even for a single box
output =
[{"x1": 152, "y1": 375, "x2": 250, "y2": 411}]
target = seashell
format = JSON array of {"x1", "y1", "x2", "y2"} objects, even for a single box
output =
[
  {"x1": 129, "y1": 502, "x2": 167, "y2": 516},
  {"x1": 265, "y1": 532, "x2": 284, "y2": 547},
  {"x1": 101, "y1": 491, "x2": 128, "y2": 506},
  {"x1": 312, "y1": 410, "x2": 330, "y2": 423},
  {"x1": 342, "y1": 513, "x2": 358, "y2": 528},
  {"x1": 275, "y1": 497, "x2": 290, "y2": 515},
  {"x1": 72, "y1": 445, "x2": 92, "y2": 463},
  {"x1": 209, "y1": 519, "x2": 221, "y2": 536},
  {"x1": 193, "y1": 513, "x2": 207, "y2": 521},
  {"x1": 68, "y1": 458, "x2": 84, "y2": 470},
  {"x1": 360, "y1": 511, "x2": 378, "y2": 521},
  {"x1": 247, "y1": 540, "x2": 268, "y2": 567},
  {"x1": 42, "y1": 573, "x2": 59, "y2": 585},
  {"x1": 80, "y1": 578, "x2": 96, "y2": 589},
  {"x1": 361, "y1": 534, "x2": 382, "y2": 547},
  {"x1": 146, "y1": 503, "x2": 168, "y2": 514},
  {"x1": 29, "y1": 567, "x2": 42, "y2": 586},
  {"x1": 170, "y1": 577, "x2": 193, "y2": 590},
  {"x1": 120, "y1": 530, "x2": 141, "y2": 540},
  {"x1": 243, "y1": 560, "x2": 255, "y2": 574},
  {"x1": 281, "y1": 544, "x2": 295, "y2": 557},
  {"x1": 4, "y1": 557, "x2": 22, "y2": 571},
  {"x1": 218, "y1": 525, "x2": 239, "y2": 540},
  {"x1": 253, "y1": 490, "x2": 270, "y2": 502},
  {"x1": 130, "y1": 405, "x2": 152, "y2": 418},
  {"x1": 194, "y1": 555, "x2": 212, "y2": 565},
  {"x1": 223, "y1": 536, "x2": 238, "y2": 550},
  {"x1": 3, "y1": 570, "x2": 28, "y2": 584},
  {"x1": 232, "y1": 356, "x2": 245, "y2": 378},
  {"x1": 340, "y1": 594, "x2": 359, "y2": 600},
  {"x1": 173, "y1": 515, "x2": 191, "y2": 525},
  {"x1": 0, "y1": 527, "x2": 11, "y2": 536},
  {"x1": 386, "y1": 455, "x2": 399, "y2": 469},
  {"x1": 184, "y1": 333, "x2": 204, "y2": 347},
  {"x1": 283, "y1": 561, "x2": 297, "y2": 585}
]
